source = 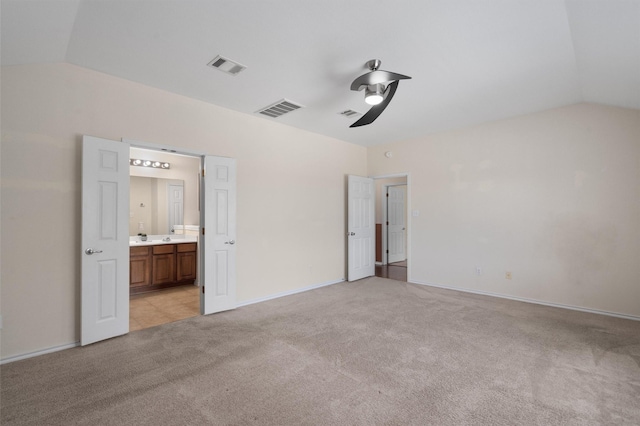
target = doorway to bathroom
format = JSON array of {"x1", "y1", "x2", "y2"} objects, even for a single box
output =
[
  {"x1": 128, "y1": 147, "x2": 201, "y2": 331},
  {"x1": 81, "y1": 135, "x2": 237, "y2": 345}
]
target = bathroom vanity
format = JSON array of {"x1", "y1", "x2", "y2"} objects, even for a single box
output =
[{"x1": 129, "y1": 239, "x2": 197, "y2": 294}]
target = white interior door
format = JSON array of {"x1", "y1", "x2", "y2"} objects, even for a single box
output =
[
  {"x1": 202, "y1": 155, "x2": 237, "y2": 315},
  {"x1": 168, "y1": 183, "x2": 184, "y2": 234},
  {"x1": 347, "y1": 175, "x2": 375, "y2": 281},
  {"x1": 81, "y1": 135, "x2": 130, "y2": 346},
  {"x1": 387, "y1": 185, "x2": 407, "y2": 263}
]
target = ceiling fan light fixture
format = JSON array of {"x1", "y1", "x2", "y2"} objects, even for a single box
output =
[{"x1": 365, "y1": 84, "x2": 384, "y2": 105}]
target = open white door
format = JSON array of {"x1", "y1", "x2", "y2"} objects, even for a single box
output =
[
  {"x1": 81, "y1": 136, "x2": 130, "y2": 345},
  {"x1": 202, "y1": 155, "x2": 237, "y2": 315},
  {"x1": 387, "y1": 185, "x2": 407, "y2": 263},
  {"x1": 347, "y1": 175, "x2": 375, "y2": 281}
]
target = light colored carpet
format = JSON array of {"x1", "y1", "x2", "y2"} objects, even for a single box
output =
[{"x1": 2, "y1": 277, "x2": 639, "y2": 425}]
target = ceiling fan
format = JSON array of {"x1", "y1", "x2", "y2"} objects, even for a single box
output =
[{"x1": 349, "y1": 59, "x2": 411, "y2": 128}]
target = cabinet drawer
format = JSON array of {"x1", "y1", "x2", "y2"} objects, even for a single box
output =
[
  {"x1": 153, "y1": 244, "x2": 175, "y2": 255},
  {"x1": 130, "y1": 246, "x2": 150, "y2": 257},
  {"x1": 177, "y1": 243, "x2": 197, "y2": 253}
]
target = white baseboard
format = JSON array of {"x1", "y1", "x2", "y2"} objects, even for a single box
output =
[
  {"x1": 1, "y1": 341, "x2": 80, "y2": 365},
  {"x1": 237, "y1": 278, "x2": 345, "y2": 308},
  {"x1": 9, "y1": 277, "x2": 632, "y2": 364},
  {"x1": 1, "y1": 279, "x2": 345, "y2": 365},
  {"x1": 409, "y1": 279, "x2": 640, "y2": 322}
]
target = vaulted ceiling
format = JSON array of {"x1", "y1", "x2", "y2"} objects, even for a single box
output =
[{"x1": 2, "y1": 0, "x2": 639, "y2": 146}]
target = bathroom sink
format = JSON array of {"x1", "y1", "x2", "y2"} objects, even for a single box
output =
[
  {"x1": 131, "y1": 240, "x2": 160, "y2": 244},
  {"x1": 129, "y1": 237, "x2": 196, "y2": 246}
]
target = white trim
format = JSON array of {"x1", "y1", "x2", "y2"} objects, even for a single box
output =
[
  {"x1": 7, "y1": 277, "x2": 635, "y2": 364},
  {"x1": 1, "y1": 279, "x2": 344, "y2": 364},
  {"x1": 410, "y1": 279, "x2": 640, "y2": 322},
  {"x1": 237, "y1": 279, "x2": 344, "y2": 308},
  {"x1": 1, "y1": 342, "x2": 80, "y2": 365},
  {"x1": 123, "y1": 138, "x2": 207, "y2": 157},
  {"x1": 370, "y1": 172, "x2": 409, "y2": 179}
]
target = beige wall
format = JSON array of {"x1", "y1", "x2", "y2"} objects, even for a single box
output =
[
  {"x1": 0, "y1": 63, "x2": 366, "y2": 359},
  {"x1": 369, "y1": 103, "x2": 640, "y2": 317}
]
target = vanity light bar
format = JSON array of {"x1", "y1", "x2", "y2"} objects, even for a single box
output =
[{"x1": 129, "y1": 159, "x2": 170, "y2": 169}]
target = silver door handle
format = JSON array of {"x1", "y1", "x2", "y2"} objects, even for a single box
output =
[
  {"x1": 84, "y1": 248, "x2": 103, "y2": 255},
  {"x1": 225, "y1": 240, "x2": 236, "y2": 245},
  {"x1": 347, "y1": 232, "x2": 355, "y2": 236}
]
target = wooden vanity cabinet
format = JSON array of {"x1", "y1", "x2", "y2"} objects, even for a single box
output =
[
  {"x1": 130, "y1": 242, "x2": 197, "y2": 294},
  {"x1": 152, "y1": 244, "x2": 176, "y2": 285},
  {"x1": 130, "y1": 246, "x2": 151, "y2": 288},
  {"x1": 176, "y1": 243, "x2": 198, "y2": 281}
]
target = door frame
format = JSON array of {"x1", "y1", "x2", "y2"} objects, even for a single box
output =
[
  {"x1": 123, "y1": 138, "x2": 232, "y2": 316},
  {"x1": 373, "y1": 173, "x2": 411, "y2": 282}
]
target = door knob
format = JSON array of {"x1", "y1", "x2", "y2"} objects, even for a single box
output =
[
  {"x1": 225, "y1": 240, "x2": 236, "y2": 245},
  {"x1": 84, "y1": 248, "x2": 103, "y2": 255},
  {"x1": 348, "y1": 232, "x2": 356, "y2": 236}
]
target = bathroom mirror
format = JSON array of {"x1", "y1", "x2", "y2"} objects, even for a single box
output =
[{"x1": 129, "y1": 177, "x2": 184, "y2": 236}]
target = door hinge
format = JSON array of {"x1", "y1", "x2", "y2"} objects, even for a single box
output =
[
  {"x1": 202, "y1": 286, "x2": 205, "y2": 294},
  {"x1": 386, "y1": 249, "x2": 389, "y2": 254},
  {"x1": 386, "y1": 221, "x2": 389, "y2": 225},
  {"x1": 386, "y1": 193, "x2": 389, "y2": 197},
  {"x1": 201, "y1": 169, "x2": 205, "y2": 177},
  {"x1": 202, "y1": 227, "x2": 205, "y2": 235}
]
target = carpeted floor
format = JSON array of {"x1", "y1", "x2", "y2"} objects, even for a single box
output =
[{"x1": 2, "y1": 277, "x2": 639, "y2": 425}]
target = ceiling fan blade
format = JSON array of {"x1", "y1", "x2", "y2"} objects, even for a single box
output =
[
  {"x1": 350, "y1": 70, "x2": 411, "y2": 91},
  {"x1": 350, "y1": 80, "x2": 399, "y2": 128}
]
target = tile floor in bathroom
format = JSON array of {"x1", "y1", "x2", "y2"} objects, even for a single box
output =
[{"x1": 129, "y1": 285, "x2": 200, "y2": 331}]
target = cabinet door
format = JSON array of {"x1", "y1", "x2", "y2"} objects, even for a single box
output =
[
  {"x1": 130, "y1": 246, "x2": 151, "y2": 287},
  {"x1": 130, "y1": 256, "x2": 151, "y2": 287},
  {"x1": 152, "y1": 254, "x2": 176, "y2": 285},
  {"x1": 177, "y1": 251, "x2": 197, "y2": 281}
]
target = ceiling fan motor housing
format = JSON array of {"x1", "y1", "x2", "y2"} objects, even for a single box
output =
[{"x1": 367, "y1": 59, "x2": 382, "y2": 71}]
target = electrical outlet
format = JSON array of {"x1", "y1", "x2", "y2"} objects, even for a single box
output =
[
  {"x1": 505, "y1": 271, "x2": 512, "y2": 280},
  {"x1": 475, "y1": 266, "x2": 482, "y2": 276}
]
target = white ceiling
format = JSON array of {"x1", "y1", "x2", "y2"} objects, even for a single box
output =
[{"x1": 2, "y1": 0, "x2": 639, "y2": 147}]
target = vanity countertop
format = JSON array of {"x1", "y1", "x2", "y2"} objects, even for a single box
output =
[{"x1": 129, "y1": 235, "x2": 198, "y2": 247}]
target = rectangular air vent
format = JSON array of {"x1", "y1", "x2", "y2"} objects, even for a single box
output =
[
  {"x1": 338, "y1": 109, "x2": 362, "y2": 118},
  {"x1": 256, "y1": 99, "x2": 303, "y2": 118},
  {"x1": 207, "y1": 55, "x2": 246, "y2": 76}
]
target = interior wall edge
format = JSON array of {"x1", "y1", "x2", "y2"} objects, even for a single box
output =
[
  {"x1": 0, "y1": 277, "x2": 348, "y2": 364},
  {"x1": 410, "y1": 279, "x2": 640, "y2": 322},
  {"x1": 0, "y1": 341, "x2": 80, "y2": 365},
  {"x1": 237, "y1": 278, "x2": 345, "y2": 308}
]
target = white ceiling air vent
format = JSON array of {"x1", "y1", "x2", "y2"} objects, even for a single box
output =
[
  {"x1": 257, "y1": 99, "x2": 304, "y2": 118},
  {"x1": 207, "y1": 55, "x2": 246, "y2": 76},
  {"x1": 338, "y1": 109, "x2": 362, "y2": 118}
]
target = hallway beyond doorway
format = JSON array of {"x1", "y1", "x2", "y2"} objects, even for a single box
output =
[{"x1": 375, "y1": 261, "x2": 407, "y2": 281}]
